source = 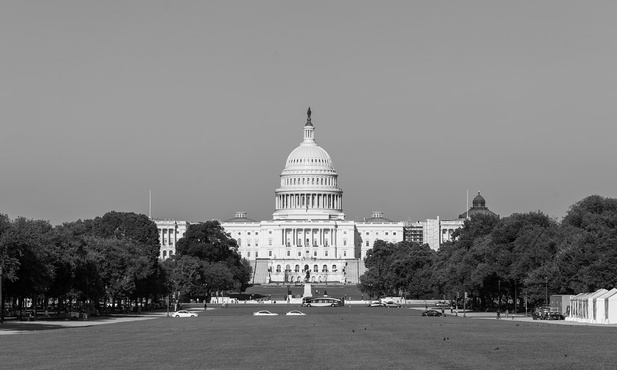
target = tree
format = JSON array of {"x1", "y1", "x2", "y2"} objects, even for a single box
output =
[{"x1": 173, "y1": 220, "x2": 251, "y2": 298}]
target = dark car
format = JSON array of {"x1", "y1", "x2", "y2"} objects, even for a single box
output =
[
  {"x1": 422, "y1": 309, "x2": 443, "y2": 317},
  {"x1": 548, "y1": 312, "x2": 565, "y2": 320}
]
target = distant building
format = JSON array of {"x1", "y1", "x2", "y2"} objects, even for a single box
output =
[
  {"x1": 154, "y1": 219, "x2": 190, "y2": 260},
  {"x1": 221, "y1": 110, "x2": 403, "y2": 284},
  {"x1": 355, "y1": 212, "x2": 405, "y2": 259},
  {"x1": 458, "y1": 192, "x2": 498, "y2": 219},
  {"x1": 404, "y1": 192, "x2": 498, "y2": 250}
]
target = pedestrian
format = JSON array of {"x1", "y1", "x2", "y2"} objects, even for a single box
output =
[{"x1": 497, "y1": 310, "x2": 501, "y2": 319}]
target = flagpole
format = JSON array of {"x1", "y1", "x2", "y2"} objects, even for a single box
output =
[{"x1": 466, "y1": 190, "x2": 469, "y2": 219}]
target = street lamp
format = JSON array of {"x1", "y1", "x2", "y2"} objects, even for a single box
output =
[{"x1": 545, "y1": 276, "x2": 548, "y2": 306}]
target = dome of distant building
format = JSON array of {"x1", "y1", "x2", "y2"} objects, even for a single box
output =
[
  {"x1": 459, "y1": 191, "x2": 498, "y2": 219},
  {"x1": 273, "y1": 108, "x2": 344, "y2": 221}
]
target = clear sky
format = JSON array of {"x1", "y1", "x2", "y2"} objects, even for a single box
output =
[{"x1": 2, "y1": 1, "x2": 616, "y2": 225}]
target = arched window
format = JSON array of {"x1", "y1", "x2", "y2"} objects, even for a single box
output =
[
  {"x1": 304, "y1": 264, "x2": 309, "y2": 271},
  {"x1": 286, "y1": 264, "x2": 291, "y2": 272},
  {"x1": 322, "y1": 265, "x2": 328, "y2": 272},
  {"x1": 163, "y1": 250, "x2": 167, "y2": 258},
  {"x1": 295, "y1": 265, "x2": 300, "y2": 272},
  {"x1": 237, "y1": 238, "x2": 241, "y2": 247},
  {"x1": 313, "y1": 265, "x2": 318, "y2": 272},
  {"x1": 276, "y1": 265, "x2": 281, "y2": 273},
  {"x1": 332, "y1": 265, "x2": 337, "y2": 272}
]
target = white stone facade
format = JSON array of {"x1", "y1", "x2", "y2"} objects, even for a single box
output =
[
  {"x1": 154, "y1": 219, "x2": 189, "y2": 260},
  {"x1": 418, "y1": 216, "x2": 464, "y2": 250}
]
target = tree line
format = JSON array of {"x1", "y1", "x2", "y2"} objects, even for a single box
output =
[
  {"x1": 359, "y1": 195, "x2": 617, "y2": 310},
  {"x1": 0, "y1": 211, "x2": 251, "y2": 320}
]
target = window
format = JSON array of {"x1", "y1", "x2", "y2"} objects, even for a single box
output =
[
  {"x1": 248, "y1": 251, "x2": 251, "y2": 257},
  {"x1": 276, "y1": 265, "x2": 281, "y2": 272},
  {"x1": 313, "y1": 265, "x2": 318, "y2": 272},
  {"x1": 163, "y1": 250, "x2": 167, "y2": 258},
  {"x1": 247, "y1": 240, "x2": 251, "y2": 247},
  {"x1": 237, "y1": 238, "x2": 241, "y2": 247},
  {"x1": 287, "y1": 251, "x2": 290, "y2": 257},
  {"x1": 325, "y1": 251, "x2": 328, "y2": 257},
  {"x1": 255, "y1": 232, "x2": 258, "y2": 235},
  {"x1": 295, "y1": 265, "x2": 300, "y2": 272},
  {"x1": 332, "y1": 265, "x2": 337, "y2": 272},
  {"x1": 255, "y1": 240, "x2": 259, "y2": 247},
  {"x1": 343, "y1": 251, "x2": 347, "y2": 257},
  {"x1": 386, "y1": 232, "x2": 389, "y2": 235},
  {"x1": 343, "y1": 239, "x2": 347, "y2": 246},
  {"x1": 322, "y1": 265, "x2": 328, "y2": 272},
  {"x1": 314, "y1": 251, "x2": 317, "y2": 257},
  {"x1": 268, "y1": 251, "x2": 272, "y2": 257},
  {"x1": 366, "y1": 241, "x2": 369, "y2": 246},
  {"x1": 298, "y1": 251, "x2": 301, "y2": 257},
  {"x1": 269, "y1": 231, "x2": 272, "y2": 234},
  {"x1": 255, "y1": 252, "x2": 258, "y2": 258},
  {"x1": 393, "y1": 232, "x2": 397, "y2": 235},
  {"x1": 268, "y1": 239, "x2": 272, "y2": 246},
  {"x1": 248, "y1": 232, "x2": 251, "y2": 235}
]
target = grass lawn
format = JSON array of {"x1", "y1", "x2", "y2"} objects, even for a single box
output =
[{"x1": 1, "y1": 306, "x2": 616, "y2": 369}]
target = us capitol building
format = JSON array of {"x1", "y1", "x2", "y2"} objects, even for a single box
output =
[{"x1": 154, "y1": 109, "x2": 498, "y2": 285}]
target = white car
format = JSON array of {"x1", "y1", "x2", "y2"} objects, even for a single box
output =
[
  {"x1": 172, "y1": 310, "x2": 198, "y2": 318},
  {"x1": 285, "y1": 310, "x2": 306, "y2": 316},
  {"x1": 253, "y1": 310, "x2": 279, "y2": 316}
]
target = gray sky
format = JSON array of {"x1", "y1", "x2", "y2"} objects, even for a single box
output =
[{"x1": 2, "y1": 1, "x2": 616, "y2": 225}]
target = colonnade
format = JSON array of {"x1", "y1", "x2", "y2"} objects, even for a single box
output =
[
  {"x1": 275, "y1": 193, "x2": 342, "y2": 210},
  {"x1": 279, "y1": 226, "x2": 338, "y2": 247},
  {"x1": 159, "y1": 227, "x2": 178, "y2": 246}
]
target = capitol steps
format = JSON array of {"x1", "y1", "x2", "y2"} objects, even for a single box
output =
[{"x1": 251, "y1": 259, "x2": 270, "y2": 284}]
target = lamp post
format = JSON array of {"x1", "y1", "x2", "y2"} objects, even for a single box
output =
[{"x1": 545, "y1": 276, "x2": 548, "y2": 306}]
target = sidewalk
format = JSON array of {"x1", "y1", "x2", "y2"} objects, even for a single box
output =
[{"x1": 0, "y1": 312, "x2": 167, "y2": 335}]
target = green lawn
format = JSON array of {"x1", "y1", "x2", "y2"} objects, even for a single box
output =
[{"x1": 1, "y1": 306, "x2": 615, "y2": 369}]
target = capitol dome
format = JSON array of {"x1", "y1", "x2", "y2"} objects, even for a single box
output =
[
  {"x1": 284, "y1": 145, "x2": 335, "y2": 173},
  {"x1": 273, "y1": 108, "x2": 344, "y2": 221}
]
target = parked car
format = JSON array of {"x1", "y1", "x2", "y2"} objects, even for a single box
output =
[
  {"x1": 382, "y1": 301, "x2": 402, "y2": 308},
  {"x1": 172, "y1": 310, "x2": 198, "y2": 318},
  {"x1": 548, "y1": 312, "x2": 565, "y2": 320},
  {"x1": 422, "y1": 309, "x2": 443, "y2": 317},
  {"x1": 434, "y1": 301, "x2": 450, "y2": 308},
  {"x1": 368, "y1": 301, "x2": 383, "y2": 307},
  {"x1": 253, "y1": 310, "x2": 279, "y2": 316},
  {"x1": 285, "y1": 310, "x2": 306, "y2": 316}
]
